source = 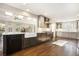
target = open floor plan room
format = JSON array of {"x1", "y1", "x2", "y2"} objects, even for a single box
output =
[
  {"x1": 0, "y1": 3, "x2": 79, "y2": 56},
  {"x1": 11, "y1": 39, "x2": 78, "y2": 56}
]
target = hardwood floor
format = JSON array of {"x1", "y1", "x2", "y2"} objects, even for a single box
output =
[{"x1": 11, "y1": 38, "x2": 78, "y2": 56}]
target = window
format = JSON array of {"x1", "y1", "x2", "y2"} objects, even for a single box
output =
[
  {"x1": 56, "y1": 23, "x2": 62, "y2": 29},
  {"x1": 56, "y1": 21, "x2": 77, "y2": 32}
]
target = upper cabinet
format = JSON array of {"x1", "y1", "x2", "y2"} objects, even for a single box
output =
[{"x1": 38, "y1": 15, "x2": 50, "y2": 28}]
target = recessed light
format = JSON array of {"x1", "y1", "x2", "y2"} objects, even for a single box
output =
[
  {"x1": 17, "y1": 15, "x2": 24, "y2": 19},
  {"x1": 23, "y1": 3, "x2": 26, "y2": 5},
  {"x1": 26, "y1": 9, "x2": 30, "y2": 12},
  {"x1": 22, "y1": 12, "x2": 30, "y2": 16},
  {"x1": 5, "y1": 11, "x2": 13, "y2": 16},
  {"x1": 27, "y1": 17, "x2": 32, "y2": 20}
]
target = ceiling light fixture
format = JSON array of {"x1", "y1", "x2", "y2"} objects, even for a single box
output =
[{"x1": 5, "y1": 11, "x2": 13, "y2": 16}]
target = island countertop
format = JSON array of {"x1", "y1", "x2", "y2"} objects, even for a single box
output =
[{"x1": 2, "y1": 32, "x2": 37, "y2": 38}]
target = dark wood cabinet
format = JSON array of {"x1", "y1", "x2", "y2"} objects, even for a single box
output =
[
  {"x1": 23, "y1": 37, "x2": 39, "y2": 49},
  {"x1": 29, "y1": 37, "x2": 39, "y2": 46},
  {"x1": 3, "y1": 34, "x2": 24, "y2": 55},
  {"x1": 23, "y1": 38, "x2": 30, "y2": 48},
  {"x1": 3, "y1": 33, "x2": 52, "y2": 56}
]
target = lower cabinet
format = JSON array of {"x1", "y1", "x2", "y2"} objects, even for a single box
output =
[
  {"x1": 23, "y1": 36, "x2": 51, "y2": 49},
  {"x1": 23, "y1": 37, "x2": 39, "y2": 49},
  {"x1": 37, "y1": 32, "x2": 53, "y2": 42},
  {"x1": 23, "y1": 38, "x2": 30, "y2": 48},
  {"x1": 3, "y1": 33, "x2": 52, "y2": 55},
  {"x1": 3, "y1": 34, "x2": 24, "y2": 56},
  {"x1": 29, "y1": 37, "x2": 39, "y2": 46}
]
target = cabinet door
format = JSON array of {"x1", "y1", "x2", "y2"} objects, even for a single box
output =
[
  {"x1": 6, "y1": 35, "x2": 16, "y2": 55},
  {"x1": 29, "y1": 37, "x2": 38, "y2": 46},
  {"x1": 6, "y1": 35, "x2": 22, "y2": 55},
  {"x1": 15, "y1": 35, "x2": 22, "y2": 50}
]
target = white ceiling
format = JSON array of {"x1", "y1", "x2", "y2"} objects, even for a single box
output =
[{"x1": 6, "y1": 3, "x2": 79, "y2": 21}]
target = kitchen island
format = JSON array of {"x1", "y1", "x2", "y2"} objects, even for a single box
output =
[
  {"x1": 3, "y1": 32, "x2": 37, "y2": 56},
  {"x1": 3, "y1": 32, "x2": 52, "y2": 56}
]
